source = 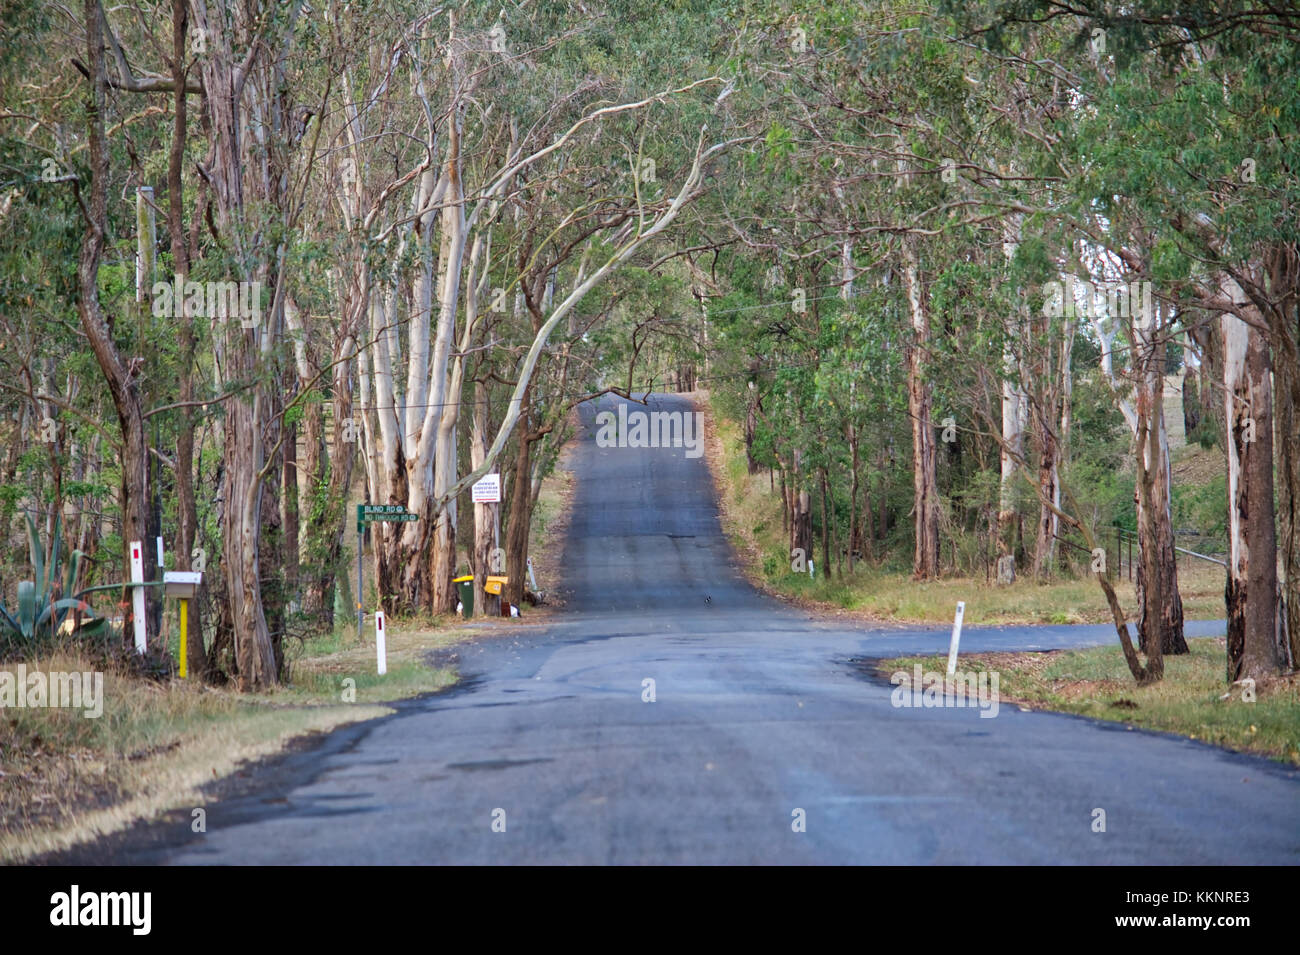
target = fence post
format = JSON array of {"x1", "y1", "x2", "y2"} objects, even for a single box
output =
[{"x1": 129, "y1": 540, "x2": 146, "y2": 654}]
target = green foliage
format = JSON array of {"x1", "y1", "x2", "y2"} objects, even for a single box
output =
[
  {"x1": 1172, "y1": 476, "x2": 1228, "y2": 540},
  {"x1": 0, "y1": 515, "x2": 105, "y2": 647},
  {"x1": 1, "y1": 0, "x2": 1285, "y2": 656}
]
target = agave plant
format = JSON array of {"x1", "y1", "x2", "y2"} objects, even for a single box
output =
[{"x1": 0, "y1": 514, "x2": 105, "y2": 641}]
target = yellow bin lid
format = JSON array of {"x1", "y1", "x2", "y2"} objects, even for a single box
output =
[{"x1": 452, "y1": 575, "x2": 473, "y2": 583}]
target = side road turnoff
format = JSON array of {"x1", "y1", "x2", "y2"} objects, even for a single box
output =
[{"x1": 97, "y1": 393, "x2": 1299, "y2": 864}]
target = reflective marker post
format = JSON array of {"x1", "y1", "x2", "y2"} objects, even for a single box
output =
[
  {"x1": 129, "y1": 541, "x2": 146, "y2": 653},
  {"x1": 947, "y1": 601, "x2": 966, "y2": 677}
]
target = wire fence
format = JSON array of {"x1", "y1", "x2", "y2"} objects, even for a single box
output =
[
  {"x1": 1045, "y1": 526, "x2": 1226, "y2": 585},
  {"x1": 1109, "y1": 527, "x2": 1226, "y2": 582}
]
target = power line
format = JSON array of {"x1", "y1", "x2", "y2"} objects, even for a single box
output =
[{"x1": 352, "y1": 354, "x2": 828, "y2": 414}]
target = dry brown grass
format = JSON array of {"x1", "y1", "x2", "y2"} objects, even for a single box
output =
[{"x1": 0, "y1": 618, "x2": 465, "y2": 863}]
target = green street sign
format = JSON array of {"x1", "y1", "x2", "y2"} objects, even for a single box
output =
[
  {"x1": 356, "y1": 504, "x2": 418, "y2": 531},
  {"x1": 355, "y1": 504, "x2": 418, "y2": 645}
]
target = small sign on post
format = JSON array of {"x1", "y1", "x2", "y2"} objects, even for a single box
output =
[
  {"x1": 357, "y1": 504, "x2": 419, "y2": 522},
  {"x1": 355, "y1": 505, "x2": 419, "y2": 645},
  {"x1": 472, "y1": 474, "x2": 501, "y2": 504},
  {"x1": 129, "y1": 541, "x2": 146, "y2": 654},
  {"x1": 375, "y1": 610, "x2": 387, "y2": 675},
  {"x1": 947, "y1": 601, "x2": 966, "y2": 676}
]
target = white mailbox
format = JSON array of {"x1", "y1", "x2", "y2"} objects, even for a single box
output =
[{"x1": 163, "y1": 570, "x2": 203, "y2": 598}]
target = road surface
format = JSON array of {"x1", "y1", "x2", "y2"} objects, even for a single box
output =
[{"x1": 94, "y1": 393, "x2": 1300, "y2": 864}]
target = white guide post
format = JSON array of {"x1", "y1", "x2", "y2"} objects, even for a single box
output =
[
  {"x1": 947, "y1": 601, "x2": 966, "y2": 677},
  {"x1": 129, "y1": 540, "x2": 147, "y2": 653}
]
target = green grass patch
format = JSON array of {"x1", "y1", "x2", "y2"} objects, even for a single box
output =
[
  {"x1": 875, "y1": 637, "x2": 1300, "y2": 766},
  {"x1": 764, "y1": 564, "x2": 1223, "y2": 625},
  {"x1": 705, "y1": 396, "x2": 1226, "y2": 626}
]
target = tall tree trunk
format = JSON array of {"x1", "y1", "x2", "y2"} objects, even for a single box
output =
[
  {"x1": 862, "y1": 471, "x2": 875, "y2": 562},
  {"x1": 819, "y1": 466, "x2": 831, "y2": 580},
  {"x1": 79, "y1": 0, "x2": 153, "y2": 652},
  {"x1": 504, "y1": 392, "x2": 534, "y2": 609},
  {"x1": 1133, "y1": 316, "x2": 1186, "y2": 656},
  {"x1": 317, "y1": 319, "x2": 360, "y2": 619},
  {"x1": 261, "y1": 377, "x2": 285, "y2": 674},
  {"x1": 190, "y1": 0, "x2": 277, "y2": 687},
  {"x1": 299, "y1": 394, "x2": 327, "y2": 614},
  {"x1": 997, "y1": 222, "x2": 1026, "y2": 584},
  {"x1": 902, "y1": 239, "x2": 939, "y2": 580},
  {"x1": 1132, "y1": 385, "x2": 1166, "y2": 684},
  {"x1": 1275, "y1": 344, "x2": 1300, "y2": 670},
  {"x1": 744, "y1": 369, "x2": 760, "y2": 474},
  {"x1": 847, "y1": 420, "x2": 859, "y2": 571},
  {"x1": 1032, "y1": 423, "x2": 1059, "y2": 580},
  {"x1": 282, "y1": 409, "x2": 299, "y2": 608},
  {"x1": 878, "y1": 457, "x2": 889, "y2": 543},
  {"x1": 792, "y1": 486, "x2": 813, "y2": 569},
  {"x1": 1220, "y1": 307, "x2": 1282, "y2": 682},
  {"x1": 787, "y1": 449, "x2": 813, "y2": 566},
  {"x1": 1056, "y1": 308, "x2": 1075, "y2": 574},
  {"x1": 997, "y1": 373, "x2": 1024, "y2": 577},
  {"x1": 430, "y1": 202, "x2": 490, "y2": 616},
  {"x1": 169, "y1": 0, "x2": 206, "y2": 677},
  {"x1": 1198, "y1": 345, "x2": 1224, "y2": 440},
  {"x1": 471, "y1": 377, "x2": 498, "y2": 616},
  {"x1": 396, "y1": 70, "x2": 467, "y2": 614},
  {"x1": 1090, "y1": 284, "x2": 1185, "y2": 653},
  {"x1": 365, "y1": 287, "x2": 407, "y2": 615},
  {"x1": 137, "y1": 191, "x2": 164, "y2": 643},
  {"x1": 1031, "y1": 291, "x2": 1065, "y2": 580},
  {"x1": 1262, "y1": 245, "x2": 1300, "y2": 671},
  {"x1": 1182, "y1": 360, "x2": 1202, "y2": 438}
]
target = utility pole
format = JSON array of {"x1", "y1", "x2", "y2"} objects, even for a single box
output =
[{"x1": 137, "y1": 185, "x2": 163, "y2": 639}]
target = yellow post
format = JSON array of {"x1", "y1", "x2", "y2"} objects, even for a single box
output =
[{"x1": 179, "y1": 598, "x2": 188, "y2": 679}]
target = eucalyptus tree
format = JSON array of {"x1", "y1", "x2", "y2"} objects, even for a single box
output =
[
  {"x1": 964, "y1": 0, "x2": 1299, "y2": 678},
  {"x1": 339, "y1": 7, "x2": 730, "y2": 614},
  {"x1": 733, "y1": 1, "x2": 1052, "y2": 580}
]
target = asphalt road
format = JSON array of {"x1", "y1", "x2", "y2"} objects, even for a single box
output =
[{"x1": 103, "y1": 393, "x2": 1299, "y2": 864}]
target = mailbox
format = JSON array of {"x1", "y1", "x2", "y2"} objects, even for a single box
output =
[{"x1": 163, "y1": 571, "x2": 203, "y2": 598}]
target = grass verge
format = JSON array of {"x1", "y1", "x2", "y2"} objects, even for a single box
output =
[
  {"x1": 871, "y1": 637, "x2": 1300, "y2": 766},
  {"x1": 700, "y1": 393, "x2": 1225, "y2": 626},
  {"x1": 526, "y1": 419, "x2": 579, "y2": 610},
  {"x1": 1, "y1": 617, "x2": 465, "y2": 863}
]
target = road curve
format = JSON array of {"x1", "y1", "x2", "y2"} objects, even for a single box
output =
[{"x1": 102, "y1": 393, "x2": 1300, "y2": 864}]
